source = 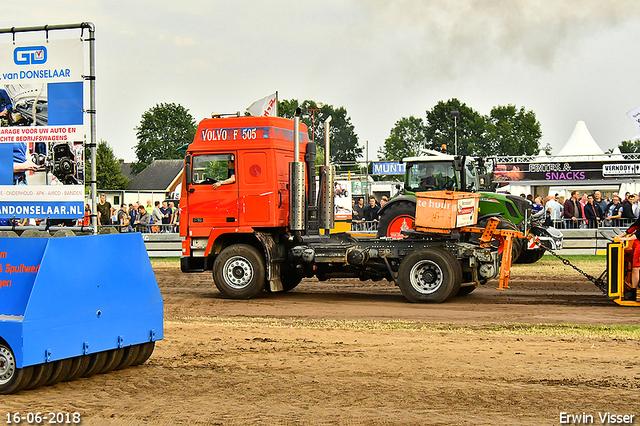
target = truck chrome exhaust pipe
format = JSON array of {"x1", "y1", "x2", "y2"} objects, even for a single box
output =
[
  {"x1": 290, "y1": 108, "x2": 306, "y2": 233},
  {"x1": 320, "y1": 116, "x2": 334, "y2": 232}
]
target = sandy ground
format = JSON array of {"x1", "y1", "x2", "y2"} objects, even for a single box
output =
[{"x1": 3, "y1": 257, "x2": 640, "y2": 425}]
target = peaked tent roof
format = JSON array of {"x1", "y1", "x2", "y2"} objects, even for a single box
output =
[
  {"x1": 556, "y1": 121, "x2": 604, "y2": 156},
  {"x1": 128, "y1": 159, "x2": 184, "y2": 191}
]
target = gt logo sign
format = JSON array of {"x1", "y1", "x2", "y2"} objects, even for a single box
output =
[{"x1": 14, "y1": 46, "x2": 47, "y2": 65}]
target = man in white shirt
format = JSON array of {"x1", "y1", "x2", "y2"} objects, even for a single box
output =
[{"x1": 545, "y1": 195, "x2": 563, "y2": 227}]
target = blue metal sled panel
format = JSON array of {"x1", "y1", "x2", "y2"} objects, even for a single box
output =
[{"x1": 0, "y1": 233, "x2": 163, "y2": 368}]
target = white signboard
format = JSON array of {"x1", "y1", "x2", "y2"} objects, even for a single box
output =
[
  {"x1": 0, "y1": 38, "x2": 85, "y2": 220},
  {"x1": 627, "y1": 104, "x2": 640, "y2": 136}
]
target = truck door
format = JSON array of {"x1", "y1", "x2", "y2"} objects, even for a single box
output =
[{"x1": 186, "y1": 153, "x2": 239, "y2": 234}]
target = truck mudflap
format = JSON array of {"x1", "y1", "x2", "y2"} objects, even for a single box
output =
[{"x1": 255, "y1": 231, "x2": 285, "y2": 292}]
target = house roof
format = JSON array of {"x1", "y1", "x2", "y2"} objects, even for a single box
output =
[
  {"x1": 119, "y1": 162, "x2": 135, "y2": 181},
  {"x1": 127, "y1": 159, "x2": 184, "y2": 191}
]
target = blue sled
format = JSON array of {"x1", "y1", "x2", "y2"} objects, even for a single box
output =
[{"x1": 0, "y1": 233, "x2": 163, "y2": 393}]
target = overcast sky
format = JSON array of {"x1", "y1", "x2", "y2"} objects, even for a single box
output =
[{"x1": 4, "y1": 1, "x2": 640, "y2": 162}]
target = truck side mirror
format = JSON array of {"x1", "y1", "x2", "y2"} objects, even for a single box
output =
[{"x1": 185, "y1": 155, "x2": 191, "y2": 186}]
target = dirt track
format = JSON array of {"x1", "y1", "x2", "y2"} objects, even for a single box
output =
[{"x1": 4, "y1": 258, "x2": 640, "y2": 425}]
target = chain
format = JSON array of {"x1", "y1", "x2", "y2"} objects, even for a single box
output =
[{"x1": 538, "y1": 245, "x2": 608, "y2": 294}]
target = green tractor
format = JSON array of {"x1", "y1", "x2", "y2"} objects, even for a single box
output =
[{"x1": 377, "y1": 153, "x2": 563, "y2": 264}]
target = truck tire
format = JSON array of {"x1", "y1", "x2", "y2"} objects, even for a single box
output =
[
  {"x1": 397, "y1": 248, "x2": 462, "y2": 303},
  {"x1": 0, "y1": 343, "x2": 34, "y2": 394},
  {"x1": 377, "y1": 201, "x2": 416, "y2": 239},
  {"x1": 515, "y1": 248, "x2": 545, "y2": 264},
  {"x1": 213, "y1": 244, "x2": 266, "y2": 299}
]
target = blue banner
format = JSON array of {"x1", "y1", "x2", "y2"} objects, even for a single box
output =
[{"x1": 372, "y1": 162, "x2": 406, "y2": 175}]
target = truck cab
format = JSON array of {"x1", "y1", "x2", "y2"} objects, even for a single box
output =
[{"x1": 180, "y1": 116, "x2": 309, "y2": 272}]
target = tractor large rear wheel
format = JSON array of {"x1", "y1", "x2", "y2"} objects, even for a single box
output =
[{"x1": 377, "y1": 201, "x2": 416, "y2": 239}]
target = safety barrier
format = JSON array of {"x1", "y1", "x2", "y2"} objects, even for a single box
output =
[
  {"x1": 351, "y1": 221, "x2": 379, "y2": 232},
  {"x1": 549, "y1": 218, "x2": 636, "y2": 229},
  {"x1": 554, "y1": 228, "x2": 621, "y2": 256},
  {"x1": 100, "y1": 223, "x2": 178, "y2": 234}
]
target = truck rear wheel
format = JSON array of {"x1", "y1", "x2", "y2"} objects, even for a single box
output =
[
  {"x1": 213, "y1": 244, "x2": 266, "y2": 299},
  {"x1": 377, "y1": 201, "x2": 416, "y2": 239},
  {"x1": 397, "y1": 248, "x2": 462, "y2": 303}
]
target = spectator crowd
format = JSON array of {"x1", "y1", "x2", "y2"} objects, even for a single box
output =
[
  {"x1": 527, "y1": 190, "x2": 640, "y2": 229},
  {"x1": 95, "y1": 195, "x2": 180, "y2": 233},
  {"x1": 351, "y1": 195, "x2": 388, "y2": 231}
]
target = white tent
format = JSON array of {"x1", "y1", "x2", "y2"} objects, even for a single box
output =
[{"x1": 555, "y1": 121, "x2": 605, "y2": 158}]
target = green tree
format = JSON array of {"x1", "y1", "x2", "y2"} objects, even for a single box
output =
[
  {"x1": 424, "y1": 98, "x2": 487, "y2": 156},
  {"x1": 132, "y1": 103, "x2": 197, "y2": 174},
  {"x1": 484, "y1": 105, "x2": 544, "y2": 156},
  {"x1": 617, "y1": 140, "x2": 640, "y2": 153},
  {"x1": 278, "y1": 99, "x2": 363, "y2": 164},
  {"x1": 94, "y1": 140, "x2": 129, "y2": 190},
  {"x1": 377, "y1": 116, "x2": 427, "y2": 161}
]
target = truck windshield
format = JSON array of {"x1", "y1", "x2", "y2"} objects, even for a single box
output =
[
  {"x1": 405, "y1": 161, "x2": 456, "y2": 193},
  {"x1": 191, "y1": 154, "x2": 234, "y2": 184}
]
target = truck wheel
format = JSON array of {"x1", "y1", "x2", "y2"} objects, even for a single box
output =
[
  {"x1": 515, "y1": 248, "x2": 545, "y2": 264},
  {"x1": 377, "y1": 201, "x2": 416, "y2": 239},
  {"x1": 397, "y1": 248, "x2": 462, "y2": 303},
  {"x1": 213, "y1": 244, "x2": 266, "y2": 299},
  {"x1": 0, "y1": 343, "x2": 34, "y2": 394}
]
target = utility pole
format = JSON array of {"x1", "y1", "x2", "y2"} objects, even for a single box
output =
[{"x1": 450, "y1": 110, "x2": 460, "y2": 156}]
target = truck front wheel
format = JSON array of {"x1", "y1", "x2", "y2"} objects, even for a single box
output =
[
  {"x1": 397, "y1": 248, "x2": 462, "y2": 303},
  {"x1": 213, "y1": 244, "x2": 267, "y2": 299}
]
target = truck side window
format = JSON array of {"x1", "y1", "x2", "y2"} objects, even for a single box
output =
[{"x1": 192, "y1": 154, "x2": 234, "y2": 185}]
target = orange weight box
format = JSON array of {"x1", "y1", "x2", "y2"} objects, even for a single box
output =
[{"x1": 415, "y1": 191, "x2": 480, "y2": 229}]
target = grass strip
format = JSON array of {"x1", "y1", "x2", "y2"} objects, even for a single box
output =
[{"x1": 167, "y1": 316, "x2": 640, "y2": 340}]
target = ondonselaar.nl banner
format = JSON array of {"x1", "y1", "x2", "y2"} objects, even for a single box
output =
[{"x1": 0, "y1": 38, "x2": 84, "y2": 219}]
